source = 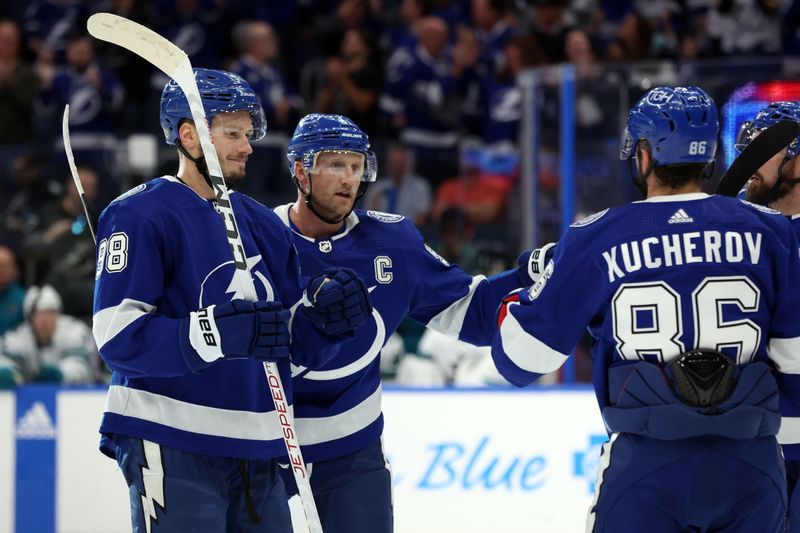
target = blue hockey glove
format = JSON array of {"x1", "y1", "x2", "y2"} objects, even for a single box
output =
[
  {"x1": 302, "y1": 267, "x2": 373, "y2": 336},
  {"x1": 35, "y1": 364, "x2": 64, "y2": 383},
  {"x1": 518, "y1": 242, "x2": 557, "y2": 285},
  {"x1": 180, "y1": 300, "x2": 291, "y2": 373}
]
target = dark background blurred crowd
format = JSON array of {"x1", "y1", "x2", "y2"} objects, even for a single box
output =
[{"x1": 0, "y1": 0, "x2": 797, "y2": 387}]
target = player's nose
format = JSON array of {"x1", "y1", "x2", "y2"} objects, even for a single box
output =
[{"x1": 240, "y1": 137, "x2": 253, "y2": 155}]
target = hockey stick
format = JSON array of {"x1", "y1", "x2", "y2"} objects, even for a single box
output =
[
  {"x1": 86, "y1": 13, "x2": 323, "y2": 533},
  {"x1": 62, "y1": 105, "x2": 97, "y2": 244},
  {"x1": 716, "y1": 120, "x2": 800, "y2": 197}
]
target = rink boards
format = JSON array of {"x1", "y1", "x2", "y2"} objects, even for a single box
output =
[{"x1": 0, "y1": 385, "x2": 605, "y2": 533}]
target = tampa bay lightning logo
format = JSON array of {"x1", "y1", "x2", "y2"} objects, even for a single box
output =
[
  {"x1": 570, "y1": 209, "x2": 609, "y2": 228},
  {"x1": 367, "y1": 210, "x2": 405, "y2": 223},
  {"x1": 198, "y1": 254, "x2": 275, "y2": 306},
  {"x1": 739, "y1": 199, "x2": 781, "y2": 215},
  {"x1": 111, "y1": 183, "x2": 146, "y2": 205},
  {"x1": 292, "y1": 286, "x2": 386, "y2": 380}
]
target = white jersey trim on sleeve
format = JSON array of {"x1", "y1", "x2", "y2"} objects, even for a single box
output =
[
  {"x1": 295, "y1": 384, "x2": 382, "y2": 445},
  {"x1": 499, "y1": 306, "x2": 569, "y2": 374},
  {"x1": 768, "y1": 337, "x2": 800, "y2": 374},
  {"x1": 93, "y1": 298, "x2": 156, "y2": 349},
  {"x1": 105, "y1": 385, "x2": 287, "y2": 441},
  {"x1": 778, "y1": 417, "x2": 800, "y2": 445},
  {"x1": 426, "y1": 275, "x2": 486, "y2": 336}
]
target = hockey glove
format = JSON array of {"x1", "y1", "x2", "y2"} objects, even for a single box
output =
[
  {"x1": 496, "y1": 288, "x2": 534, "y2": 328},
  {"x1": 180, "y1": 300, "x2": 291, "y2": 373},
  {"x1": 518, "y1": 242, "x2": 557, "y2": 285},
  {"x1": 302, "y1": 267, "x2": 373, "y2": 336}
]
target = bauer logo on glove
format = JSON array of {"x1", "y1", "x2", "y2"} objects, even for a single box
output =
[
  {"x1": 181, "y1": 300, "x2": 291, "y2": 373},
  {"x1": 197, "y1": 307, "x2": 218, "y2": 348}
]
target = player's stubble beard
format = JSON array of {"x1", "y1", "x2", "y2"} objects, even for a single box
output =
[
  {"x1": 222, "y1": 159, "x2": 247, "y2": 188},
  {"x1": 747, "y1": 173, "x2": 788, "y2": 206},
  {"x1": 312, "y1": 188, "x2": 356, "y2": 224}
]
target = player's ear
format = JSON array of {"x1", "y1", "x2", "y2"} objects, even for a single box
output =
[
  {"x1": 636, "y1": 144, "x2": 651, "y2": 172},
  {"x1": 294, "y1": 161, "x2": 310, "y2": 193},
  {"x1": 178, "y1": 120, "x2": 198, "y2": 149}
]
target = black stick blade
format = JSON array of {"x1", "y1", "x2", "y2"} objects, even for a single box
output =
[{"x1": 716, "y1": 120, "x2": 800, "y2": 197}]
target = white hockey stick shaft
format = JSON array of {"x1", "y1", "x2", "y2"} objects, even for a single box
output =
[
  {"x1": 87, "y1": 13, "x2": 323, "y2": 533},
  {"x1": 62, "y1": 105, "x2": 97, "y2": 244}
]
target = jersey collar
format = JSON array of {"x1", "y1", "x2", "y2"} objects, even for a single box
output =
[
  {"x1": 273, "y1": 203, "x2": 360, "y2": 243},
  {"x1": 637, "y1": 192, "x2": 710, "y2": 203},
  {"x1": 163, "y1": 175, "x2": 238, "y2": 201}
]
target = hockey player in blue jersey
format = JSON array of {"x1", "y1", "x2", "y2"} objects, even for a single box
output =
[
  {"x1": 92, "y1": 70, "x2": 372, "y2": 533},
  {"x1": 273, "y1": 113, "x2": 539, "y2": 533},
  {"x1": 737, "y1": 100, "x2": 800, "y2": 532},
  {"x1": 493, "y1": 86, "x2": 800, "y2": 532},
  {"x1": 739, "y1": 101, "x2": 800, "y2": 212}
]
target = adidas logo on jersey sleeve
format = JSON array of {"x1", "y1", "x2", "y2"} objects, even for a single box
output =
[{"x1": 668, "y1": 209, "x2": 693, "y2": 224}]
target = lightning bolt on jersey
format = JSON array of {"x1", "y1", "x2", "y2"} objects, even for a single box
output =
[
  {"x1": 493, "y1": 193, "x2": 800, "y2": 449},
  {"x1": 275, "y1": 205, "x2": 525, "y2": 462},
  {"x1": 92, "y1": 177, "x2": 342, "y2": 460}
]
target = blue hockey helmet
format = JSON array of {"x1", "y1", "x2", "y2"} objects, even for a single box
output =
[
  {"x1": 159, "y1": 68, "x2": 267, "y2": 146},
  {"x1": 735, "y1": 101, "x2": 800, "y2": 158},
  {"x1": 620, "y1": 86, "x2": 718, "y2": 166},
  {"x1": 287, "y1": 114, "x2": 377, "y2": 182}
]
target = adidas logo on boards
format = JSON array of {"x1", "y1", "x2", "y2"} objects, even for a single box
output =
[
  {"x1": 16, "y1": 401, "x2": 56, "y2": 439},
  {"x1": 668, "y1": 209, "x2": 693, "y2": 224}
]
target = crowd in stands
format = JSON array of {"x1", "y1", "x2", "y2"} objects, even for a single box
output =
[{"x1": 1, "y1": 0, "x2": 797, "y2": 387}]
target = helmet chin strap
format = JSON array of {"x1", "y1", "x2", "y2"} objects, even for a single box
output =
[
  {"x1": 766, "y1": 156, "x2": 800, "y2": 204},
  {"x1": 177, "y1": 142, "x2": 218, "y2": 191},
  {"x1": 294, "y1": 172, "x2": 370, "y2": 225}
]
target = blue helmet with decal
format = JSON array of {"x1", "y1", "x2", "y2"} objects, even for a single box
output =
[
  {"x1": 287, "y1": 113, "x2": 377, "y2": 182},
  {"x1": 159, "y1": 68, "x2": 267, "y2": 146},
  {"x1": 735, "y1": 101, "x2": 800, "y2": 158},
  {"x1": 620, "y1": 86, "x2": 718, "y2": 166}
]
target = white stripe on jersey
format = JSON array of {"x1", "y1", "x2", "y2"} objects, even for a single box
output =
[
  {"x1": 778, "y1": 417, "x2": 800, "y2": 445},
  {"x1": 105, "y1": 385, "x2": 288, "y2": 441},
  {"x1": 297, "y1": 307, "x2": 386, "y2": 381},
  {"x1": 295, "y1": 384, "x2": 382, "y2": 446},
  {"x1": 768, "y1": 337, "x2": 800, "y2": 374},
  {"x1": 499, "y1": 306, "x2": 569, "y2": 374},
  {"x1": 93, "y1": 298, "x2": 156, "y2": 349},
  {"x1": 427, "y1": 275, "x2": 486, "y2": 336}
]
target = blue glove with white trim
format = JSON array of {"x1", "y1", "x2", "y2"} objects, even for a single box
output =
[
  {"x1": 517, "y1": 242, "x2": 557, "y2": 285},
  {"x1": 302, "y1": 267, "x2": 372, "y2": 336},
  {"x1": 180, "y1": 300, "x2": 290, "y2": 373}
]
